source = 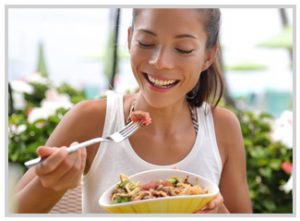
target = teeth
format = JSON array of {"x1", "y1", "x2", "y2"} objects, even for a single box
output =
[{"x1": 148, "y1": 75, "x2": 176, "y2": 86}]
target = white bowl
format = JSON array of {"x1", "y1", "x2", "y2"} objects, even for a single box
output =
[{"x1": 99, "y1": 169, "x2": 219, "y2": 213}]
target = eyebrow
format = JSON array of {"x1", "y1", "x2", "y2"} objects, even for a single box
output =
[{"x1": 137, "y1": 29, "x2": 197, "y2": 39}]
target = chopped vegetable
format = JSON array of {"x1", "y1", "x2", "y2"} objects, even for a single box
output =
[{"x1": 110, "y1": 174, "x2": 208, "y2": 204}]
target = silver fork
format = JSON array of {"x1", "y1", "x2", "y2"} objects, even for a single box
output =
[{"x1": 24, "y1": 121, "x2": 141, "y2": 168}]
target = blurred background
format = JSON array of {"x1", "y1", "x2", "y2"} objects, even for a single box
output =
[{"x1": 7, "y1": 8, "x2": 293, "y2": 213}]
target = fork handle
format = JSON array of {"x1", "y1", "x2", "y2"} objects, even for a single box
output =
[
  {"x1": 24, "y1": 137, "x2": 108, "y2": 168},
  {"x1": 67, "y1": 137, "x2": 108, "y2": 153}
]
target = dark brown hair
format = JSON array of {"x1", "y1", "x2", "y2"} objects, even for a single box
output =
[{"x1": 132, "y1": 9, "x2": 224, "y2": 109}]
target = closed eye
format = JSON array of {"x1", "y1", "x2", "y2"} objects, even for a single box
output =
[
  {"x1": 176, "y1": 48, "x2": 194, "y2": 54},
  {"x1": 138, "y1": 41, "x2": 155, "y2": 48}
]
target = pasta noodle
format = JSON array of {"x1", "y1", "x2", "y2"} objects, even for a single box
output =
[{"x1": 111, "y1": 174, "x2": 208, "y2": 204}]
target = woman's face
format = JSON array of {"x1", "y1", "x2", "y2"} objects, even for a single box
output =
[{"x1": 128, "y1": 9, "x2": 215, "y2": 108}]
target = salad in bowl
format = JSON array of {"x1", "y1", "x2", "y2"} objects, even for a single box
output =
[{"x1": 99, "y1": 169, "x2": 219, "y2": 213}]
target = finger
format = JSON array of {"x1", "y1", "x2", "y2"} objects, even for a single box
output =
[
  {"x1": 35, "y1": 147, "x2": 68, "y2": 175},
  {"x1": 36, "y1": 146, "x2": 56, "y2": 158},
  {"x1": 194, "y1": 194, "x2": 222, "y2": 213},
  {"x1": 68, "y1": 143, "x2": 84, "y2": 169},
  {"x1": 207, "y1": 194, "x2": 223, "y2": 209},
  {"x1": 75, "y1": 147, "x2": 87, "y2": 174},
  {"x1": 194, "y1": 206, "x2": 217, "y2": 214},
  {"x1": 38, "y1": 150, "x2": 80, "y2": 187},
  {"x1": 199, "y1": 208, "x2": 217, "y2": 213},
  {"x1": 79, "y1": 147, "x2": 87, "y2": 172},
  {"x1": 56, "y1": 170, "x2": 82, "y2": 191},
  {"x1": 54, "y1": 155, "x2": 84, "y2": 191},
  {"x1": 193, "y1": 206, "x2": 207, "y2": 213},
  {"x1": 207, "y1": 201, "x2": 216, "y2": 210}
]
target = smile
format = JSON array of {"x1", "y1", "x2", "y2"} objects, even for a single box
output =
[{"x1": 143, "y1": 73, "x2": 180, "y2": 89}]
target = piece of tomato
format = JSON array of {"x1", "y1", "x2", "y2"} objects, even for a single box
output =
[
  {"x1": 161, "y1": 180, "x2": 173, "y2": 187},
  {"x1": 141, "y1": 181, "x2": 160, "y2": 190}
]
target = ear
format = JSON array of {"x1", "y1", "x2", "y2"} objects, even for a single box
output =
[
  {"x1": 201, "y1": 45, "x2": 218, "y2": 72},
  {"x1": 127, "y1": 26, "x2": 133, "y2": 50}
]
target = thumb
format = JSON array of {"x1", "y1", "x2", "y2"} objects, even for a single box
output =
[{"x1": 36, "y1": 146, "x2": 56, "y2": 158}]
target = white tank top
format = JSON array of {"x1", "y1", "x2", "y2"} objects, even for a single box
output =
[{"x1": 82, "y1": 91, "x2": 222, "y2": 213}]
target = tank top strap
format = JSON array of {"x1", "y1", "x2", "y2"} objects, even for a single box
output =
[
  {"x1": 101, "y1": 91, "x2": 125, "y2": 137},
  {"x1": 196, "y1": 103, "x2": 223, "y2": 173}
]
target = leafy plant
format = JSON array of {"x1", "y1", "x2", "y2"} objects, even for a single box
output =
[
  {"x1": 56, "y1": 83, "x2": 85, "y2": 104},
  {"x1": 9, "y1": 79, "x2": 86, "y2": 171},
  {"x1": 9, "y1": 108, "x2": 68, "y2": 169},
  {"x1": 234, "y1": 109, "x2": 293, "y2": 213},
  {"x1": 23, "y1": 82, "x2": 49, "y2": 109}
]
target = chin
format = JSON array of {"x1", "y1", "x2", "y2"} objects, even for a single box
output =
[{"x1": 141, "y1": 91, "x2": 182, "y2": 109}]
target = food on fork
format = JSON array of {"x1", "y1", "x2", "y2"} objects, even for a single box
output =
[
  {"x1": 111, "y1": 173, "x2": 208, "y2": 204},
  {"x1": 129, "y1": 111, "x2": 152, "y2": 126}
]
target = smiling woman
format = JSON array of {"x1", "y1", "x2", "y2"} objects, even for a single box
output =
[
  {"x1": 129, "y1": 9, "x2": 223, "y2": 109},
  {"x1": 14, "y1": 8, "x2": 252, "y2": 214}
]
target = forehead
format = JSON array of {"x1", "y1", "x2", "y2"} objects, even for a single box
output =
[{"x1": 133, "y1": 9, "x2": 206, "y2": 37}]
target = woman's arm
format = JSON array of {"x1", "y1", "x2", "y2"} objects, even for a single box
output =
[
  {"x1": 15, "y1": 146, "x2": 86, "y2": 213},
  {"x1": 15, "y1": 99, "x2": 106, "y2": 213},
  {"x1": 213, "y1": 107, "x2": 253, "y2": 213}
]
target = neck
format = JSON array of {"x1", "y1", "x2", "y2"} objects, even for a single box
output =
[{"x1": 133, "y1": 93, "x2": 192, "y2": 135}]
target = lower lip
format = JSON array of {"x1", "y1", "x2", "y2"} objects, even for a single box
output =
[{"x1": 144, "y1": 74, "x2": 178, "y2": 93}]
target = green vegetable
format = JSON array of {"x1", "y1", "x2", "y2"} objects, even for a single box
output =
[
  {"x1": 118, "y1": 180, "x2": 129, "y2": 189},
  {"x1": 112, "y1": 196, "x2": 130, "y2": 204},
  {"x1": 168, "y1": 177, "x2": 179, "y2": 186}
]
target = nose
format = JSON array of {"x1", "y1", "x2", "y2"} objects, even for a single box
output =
[{"x1": 149, "y1": 46, "x2": 174, "y2": 70}]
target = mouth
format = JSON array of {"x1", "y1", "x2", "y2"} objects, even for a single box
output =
[{"x1": 142, "y1": 72, "x2": 180, "y2": 89}]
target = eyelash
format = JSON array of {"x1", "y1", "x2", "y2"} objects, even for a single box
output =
[
  {"x1": 138, "y1": 41, "x2": 194, "y2": 54},
  {"x1": 175, "y1": 48, "x2": 194, "y2": 54},
  {"x1": 138, "y1": 41, "x2": 154, "y2": 48}
]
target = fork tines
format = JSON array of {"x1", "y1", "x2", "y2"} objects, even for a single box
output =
[{"x1": 120, "y1": 122, "x2": 141, "y2": 137}]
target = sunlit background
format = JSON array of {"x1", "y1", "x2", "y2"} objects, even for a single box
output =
[
  {"x1": 7, "y1": 8, "x2": 293, "y2": 213},
  {"x1": 8, "y1": 8, "x2": 293, "y2": 117}
]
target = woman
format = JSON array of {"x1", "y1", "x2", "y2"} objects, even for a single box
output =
[{"x1": 15, "y1": 9, "x2": 252, "y2": 213}]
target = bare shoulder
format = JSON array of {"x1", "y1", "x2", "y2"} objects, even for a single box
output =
[
  {"x1": 46, "y1": 98, "x2": 107, "y2": 147},
  {"x1": 67, "y1": 99, "x2": 107, "y2": 124},
  {"x1": 212, "y1": 106, "x2": 241, "y2": 135},
  {"x1": 211, "y1": 106, "x2": 244, "y2": 163}
]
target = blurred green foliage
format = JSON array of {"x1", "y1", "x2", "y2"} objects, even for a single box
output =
[
  {"x1": 9, "y1": 78, "x2": 86, "y2": 171},
  {"x1": 9, "y1": 108, "x2": 68, "y2": 167},
  {"x1": 24, "y1": 82, "x2": 49, "y2": 109},
  {"x1": 225, "y1": 62, "x2": 267, "y2": 71},
  {"x1": 258, "y1": 26, "x2": 292, "y2": 49},
  {"x1": 56, "y1": 83, "x2": 86, "y2": 104},
  {"x1": 234, "y1": 109, "x2": 293, "y2": 213},
  {"x1": 36, "y1": 42, "x2": 49, "y2": 77}
]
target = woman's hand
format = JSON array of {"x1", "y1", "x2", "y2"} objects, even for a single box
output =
[
  {"x1": 169, "y1": 166, "x2": 227, "y2": 213},
  {"x1": 194, "y1": 193, "x2": 228, "y2": 213},
  {"x1": 34, "y1": 142, "x2": 87, "y2": 192}
]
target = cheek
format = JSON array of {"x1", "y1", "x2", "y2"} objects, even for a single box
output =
[
  {"x1": 130, "y1": 49, "x2": 147, "y2": 84},
  {"x1": 182, "y1": 59, "x2": 203, "y2": 89},
  {"x1": 130, "y1": 48, "x2": 141, "y2": 72},
  {"x1": 130, "y1": 47, "x2": 148, "y2": 68},
  {"x1": 187, "y1": 72, "x2": 201, "y2": 90},
  {"x1": 182, "y1": 56, "x2": 203, "y2": 76}
]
